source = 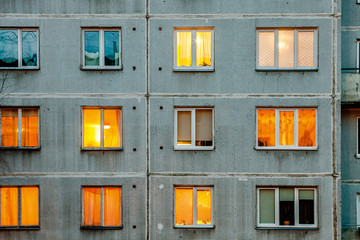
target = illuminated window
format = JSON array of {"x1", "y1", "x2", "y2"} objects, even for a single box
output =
[
  {"x1": 82, "y1": 28, "x2": 121, "y2": 69},
  {"x1": 0, "y1": 28, "x2": 39, "y2": 69},
  {"x1": 174, "y1": 187, "x2": 213, "y2": 228},
  {"x1": 0, "y1": 108, "x2": 39, "y2": 148},
  {"x1": 174, "y1": 28, "x2": 214, "y2": 71},
  {"x1": 174, "y1": 108, "x2": 214, "y2": 150},
  {"x1": 257, "y1": 187, "x2": 317, "y2": 228},
  {"x1": 81, "y1": 187, "x2": 121, "y2": 229},
  {"x1": 0, "y1": 186, "x2": 39, "y2": 229},
  {"x1": 82, "y1": 107, "x2": 122, "y2": 150},
  {"x1": 257, "y1": 28, "x2": 317, "y2": 70},
  {"x1": 257, "y1": 108, "x2": 317, "y2": 150}
]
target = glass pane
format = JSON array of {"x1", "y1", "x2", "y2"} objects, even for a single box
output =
[
  {"x1": 279, "y1": 111, "x2": 294, "y2": 146},
  {"x1": 299, "y1": 190, "x2": 314, "y2": 224},
  {"x1": 83, "y1": 188, "x2": 101, "y2": 226},
  {"x1": 196, "y1": 190, "x2": 211, "y2": 224},
  {"x1": 257, "y1": 109, "x2": 275, "y2": 147},
  {"x1": 298, "y1": 109, "x2": 316, "y2": 147},
  {"x1": 104, "y1": 31, "x2": 119, "y2": 66},
  {"x1": 83, "y1": 109, "x2": 101, "y2": 148},
  {"x1": 175, "y1": 188, "x2": 193, "y2": 225},
  {"x1": 298, "y1": 31, "x2": 314, "y2": 67},
  {"x1": 196, "y1": 32, "x2": 211, "y2": 66},
  {"x1": 278, "y1": 30, "x2": 294, "y2": 68},
  {"x1": 258, "y1": 31, "x2": 275, "y2": 67},
  {"x1": 1, "y1": 109, "x2": 18, "y2": 147},
  {"x1": 21, "y1": 187, "x2": 39, "y2": 225},
  {"x1": 279, "y1": 188, "x2": 294, "y2": 225},
  {"x1": 358, "y1": 119, "x2": 360, "y2": 155},
  {"x1": 177, "y1": 111, "x2": 191, "y2": 145},
  {"x1": 104, "y1": 187, "x2": 121, "y2": 226},
  {"x1": 22, "y1": 109, "x2": 39, "y2": 147},
  {"x1": 195, "y1": 110, "x2": 212, "y2": 146},
  {"x1": 259, "y1": 189, "x2": 275, "y2": 224},
  {"x1": 104, "y1": 109, "x2": 121, "y2": 148},
  {"x1": 0, "y1": 187, "x2": 18, "y2": 226},
  {"x1": 84, "y1": 31, "x2": 99, "y2": 66},
  {"x1": 22, "y1": 31, "x2": 37, "y2": 67},
  {"x1": 177, "y1": 32, "x2": 191, "y2": 67},
  {"x1": 0, "y1": 30, "x2": 18, "y2": 67}
]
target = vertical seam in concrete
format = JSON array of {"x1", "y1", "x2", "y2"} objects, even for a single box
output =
[{"x1": 146, "y1": 0, "x2": 150, "y2": 238}]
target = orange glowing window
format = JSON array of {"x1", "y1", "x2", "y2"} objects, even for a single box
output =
[
  {"x1": 1, "y1": 108, "x2": 39, "y2": 148},
  {"x1": 257, "y1": 28, "x2": 317, "y2": 70},
  {"x1": 257, "y1": 108, "x2": 317, "y2": 149},
  {"x1": 82, "y1": 187, "x2": 121, "y2": 228},
  {"x1": 0, "y1": 186, "x2": 39, "y2": 228},
  {"x1": 174, "y1": 28, "x2": 214, "y2": 71},
  {"x1": 175, "y1": 187, "x2": 213, "y2": 228},
  {"x1": 82, "y1": 108, "x2": 121, "y2": 149}
]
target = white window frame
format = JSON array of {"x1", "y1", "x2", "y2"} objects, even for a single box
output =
[
  {"x1": 256, "y1": 28, "x2": 318, "y2": 70},
  {"x1": 81, "y1": 28, "x2": 122, "y2": 70},
  {"x1": 174, "y1": 108, "x2": 214, "y2": 150},
  {"x1": 357, "y1": 194, "x2": 360, "y2": 227},
  {"x1": 81, "y1": 186, "x2": 122, "y2": 229},
  {"x1": 257, "y1": 187, "x2": 318, "y2": 228},
  {"x1": 357, "y1": 117, "x2": 360, "y2": 158},
  {"x1": 173, "y1": 28, "x2": 214, "y2": 72},
  {"x1": 81, "y1": 107, "x2": 122, "y2": 150},
  {"x1": 357, "y1": 40, "x2": 360, "y2": 73},
  {"x1": 174, "y1": 186, "x2": 214, "y2": 228},
  {"x1": 0, "y1": 108, "x2": 40, "y2": 149},
  {"x1": 256, "y1": 108, "x2": 317, "y2": 150},
  {"x1": 0, "y1": 28, "x2": 39, "y2": 70}
]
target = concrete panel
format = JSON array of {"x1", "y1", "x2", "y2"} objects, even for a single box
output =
[
  {"x1": 342, "y1": 1, "x2": 360, "y2": 27},
  {"x1": 149, "y1": 18, "x2": 333, "y2": 94}
]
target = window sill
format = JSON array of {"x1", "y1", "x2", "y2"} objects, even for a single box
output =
[
  {"x1": 80, "y1": 226, "x2": 123, "y2": 230},
  {"x1": 173, "y1": 67, "x2": 214, "y2": 72},
  {"x1": 0, "y1": 226, "x2": 40, "y2": 231},
  {"x1": 0, "y1": 147, "x2": 40, "y2": 150},
  {"x1": 81, "y1": 147, "x2": 123, "y2": 151},
  {"x1": 174, "y1": 146, "x2": 214, "y2": 151},
  {"x1": 255, "y1": 68, "x2": 318, "y2": 72},
  {"x1": 80, "y1": 66, "x2": 123, "y2": 71},
  {"x1": 174, "y1": 225, "x2": 215, "y2": 229},
  {"x1": 255, "y1": 146, "x2": 317, "y2": 151},
  {"x1": 256, "y1": 227, "x2": 319, "y2": 230}
]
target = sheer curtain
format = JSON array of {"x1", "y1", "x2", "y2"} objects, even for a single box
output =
[
  {"x1": 21, "y1": 187, "x2": 39, "y2": 225},
  {"x1": 84, "y1": 188, "x2": 101, "y2": 226},
  {"x1": 104, "y1": 187, "x2": 121, "y2": 226},
  {"x1": 196, "y1": 32, "x2": 211, "y2": 66},
  {"x1": 1, "y1": 187, "x2": 18, "y2": 226},
  {"x1": 1, "y1": 109, "x2": 18, "y2": 147},
  {"x1": 104, "y1": 109, "x2": 121, "y2": 148},
  {"x1": 177, "y1": 32, "x2": 191, "y2": 66},
  {"x1": 21, "y1": 109, "x2": 38, "y2": 147}
]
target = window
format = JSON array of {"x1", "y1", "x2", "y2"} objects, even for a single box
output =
[
  {"x1": 174, "y1": 28, "x2": 214, "y2": 71},
  {"x1": 81, "y1": 187, "x2": 122, "y2": 229},
  {"x1": 257, "y1": 187, "x2": 317, "y2": 228},
  {"x1": 257, "y1": 28, "x2": 317, "y2": 70},
  {"x1": 82, "y1": 107, "x2": 122, "y2": 150},
  {"x1": 174, "y1": 108, "x2": 214, "y2": 150},
  {"x1": 0, "y1": 28, "x2": 39, "y2": 69},
  {"x1": 357, "y1": 40, "x2": 360, "y2": 72},
  {"x1": 0, "y1": 186, "x2": 39, "y2": 229},
  {"x1": 357, "y1": 194, "x2": 360, "y2": 226},
  {"x1": 357, "y1": 118, "x2": 360, "y2": 157},
  {"x1": 0, "y1": 108, "x2": 39, "y2": 148},
  {"x1": 174, "y1": 187, "x2": 213, "y2": 228},
  {"x1": 82, "y1": 28, "x2": 121, "y2": 69},
  {"x1": 256, "y1": 108, "x2": 317, "y2": 150}
]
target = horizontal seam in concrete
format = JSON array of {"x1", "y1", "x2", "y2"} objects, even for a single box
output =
[
  {"x1": 0, "y1": 172, "x2": 147, "y2": 177},
  {"x1": 149, "y1": 172, "x2": 333, "y2": 178},
  {"x1": 0, "y1": 14, "x2": 147, "y2": 19},
  {"x1": 148, "y1": 13, "x2": 340, "y2": 19},
  {"x1": 149, "y1": 93, "x2": 337, "y2": 98}
]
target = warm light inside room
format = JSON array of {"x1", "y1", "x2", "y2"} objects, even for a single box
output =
[
  {"x1": 83, "y1": 109, "x2": 101, "y2": 147},
  {"x1": 258, "y1": 32, "x2": 275, "y2": 67},
  {"x1": 83, "y1": 188, "x2": 101, "y2": 226},
  {"x1": 21, "y1": 187, "x2": 39, "y2": 225},
  {"x1": 104, "y1": 187, "x2": 121, "y2": 226},
  {"x1": 298, "y1": 109, "x2": 316, "y2": 147},
  {"x1": 279, "y1": 111, "x2": 295, "y2": 146},
  {"x1": 278, "y1": 30, "x2": 294, "y2": 68},
  {"x1": 196, "y1": 32, "x2": 211, "y2": 66},
  {"x1": 21, "y1": 109, "x2": 39, "y2": 147},
  {"x1": 196, "y1": 190, "x2": 211, "y2": 224},
  {"x1": 298, "y1": 31, "x2": 314, "y2": 67},
  {"x1": 177, "y1": 32, "x2": 192, "y2": 66},
  {"x1": 257, "y1": 109, "x2": 276, "y2": 146},
  {"x1": 1, "y1": 109, "x2": 18, "y2": 147},
  {"x1": 175, "y1": 188, "x2": 193, "y2": 225},
  {"x1": 103, "y1": 109, "x2": 121, "y2": 148},
  {"x1": 0, "y1": 187, "x2": 18, "y2": 226}
]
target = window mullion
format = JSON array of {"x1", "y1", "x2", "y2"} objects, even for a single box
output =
[
  {"x1": 191, "y1": 109, "x2": 196, "y2": 147},
  {"x1": 18, "y1": 30, "x2": 22, "y2": 67},
  {"x1": 101, "y1": 109, "x2": 104, "y2": 148},
  {"x1": 18, "y1": 187, "x2": 22, "y2": 226},
  {"x1": 193, "y1": 188, "x2": 197, "y2": 227},
  {"x1": 18, "y1": 109, "x2": 22, "y2": 147},
  {"x1": 100, "y1": 30, "x2": 104, "y2": 67},
  {"x1": 294, "y1": 110, "x2": 298, "y2": 147},
  {"x1": 101, "y1": 188, "x2": 104, "y2": 226},
  {"x1": 275, "y1": 110, "x2": 279, "y2": 147},
  {"x1": 192, "y1": 30, "x2": 196, "y2": 68},
  {"x1": 275, "y1": 30, "x2": 279, "y2": 69},
  {"x1": 294, "y1": 188, "x2": 299, "y2": 226}
]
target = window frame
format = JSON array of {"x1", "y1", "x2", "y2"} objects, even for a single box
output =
[
  {"x1": 357, "y1": 117, "x2": 360, "y2": 158},
  {"x1": 174, "y1": 107, "x2": 214, "y2": 150},
  {"x1": 357, "y1": 194, "x2": 360, "y2": 227},
  {"x1": 256, "y1": 107, "x2": 317, "y2": 150},
  {"x1": 81, "y1": 106, "x2": 122, "y2": 150},
  {"x1": 173, "y1": 28, "x2": 214, "y2": 72},
  {"x1": 0, "y1": 107, "x2": 40, "y2": 150},
  {"x1": 0, "y1": 28, "x2": 40, "y2": 70},
  {"x1": 81, "y1": 186, "x2": 122, "y2": 230},
  {"x1": 256, "y1": 187, "x2": 318, "y2": 229},
  {"x1": 81, "y1": 28, "x2": 122, "y2": 70},
  {"x1": 256, "y1": 28, "x2": 318, "y2": 71},
  {"x1": 357, "y1": 40, "x2": 360, "y2": 73},
  {"x1": 173, "y1": 186, "x2": 214, "y2": 229},
  {"x1": 0, "y1": 185, "x2": 40, "y2": 230}
]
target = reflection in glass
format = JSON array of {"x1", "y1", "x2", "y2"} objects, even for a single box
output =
[
  {"x1": 104, "y1": 31, "x2": 119, "y2": 66},
  {"x1": 279, "y1": 188, "x2": 294, "y2": 226},
  {"x1": 84, "y1": 31, "x2": 99, "y2": 66},
  {"x1": 278, "y1": 30, "x2": 294, "y2": 68},
  {"x1": 22, "y1": 31, "x2": 37, "y2": 66},
  {"x1": 0, "y1": 30, "x2": 18, "y2": 67},
  {"x1": 299, "y1": 190, "x2": 314, "y2": 224},
  {"x1": 298, "y1": 109, "x2": 316, "y2": 147},
  {"x1": 257, "y1": 109, "x2": 276, "y2": 147},
  {"x1": 279, "y1": 111, "x2": 294, "y2": 146}
]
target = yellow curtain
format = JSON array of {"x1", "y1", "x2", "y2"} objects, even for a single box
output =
[
  {"x1": 175, "y1": 188, "x2": 193, "y2": 225},
  {"x1": 0, "y1": 187, "x2": 18, "y2": 226},
  {"x1": 21, "y1": 187, "x2": 39, "y2": 225},
  {"x1": 104, "y1": 187, "x2": 121, "y2": 226},
  {"x1": 104, "y1": 110, "x2": 121, "y2": 148},
  {"x1": 1, "y1": 109, "x2": 18, "y2": 147},
  {"x1": 257, "y1": 110, "x2": 275, "y2": 147},
  {"x1": 83, "y1": 188, "x2": 101, "y2": 226},
  {"x1": 177, "y1": 32, "x2": 192, "y2": 67},
  {"x1": 196, "y1": 32, "x2": 211, "y2": 66},
  {"x1": 196, "y1": 190, "x2": 211, "y2": 224},
  {"x1": 21, "y1": 109, "x2": 39, "y2": 147},
  {"x1": 83, "y1": 109, "x2": 101, "y2": 148},
  {"x1": 298, "y1": 109, "x2": 316, "y2": 147},
  {"x1": 279, "y1": 111, "x2": 295, "y2": 146}
]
